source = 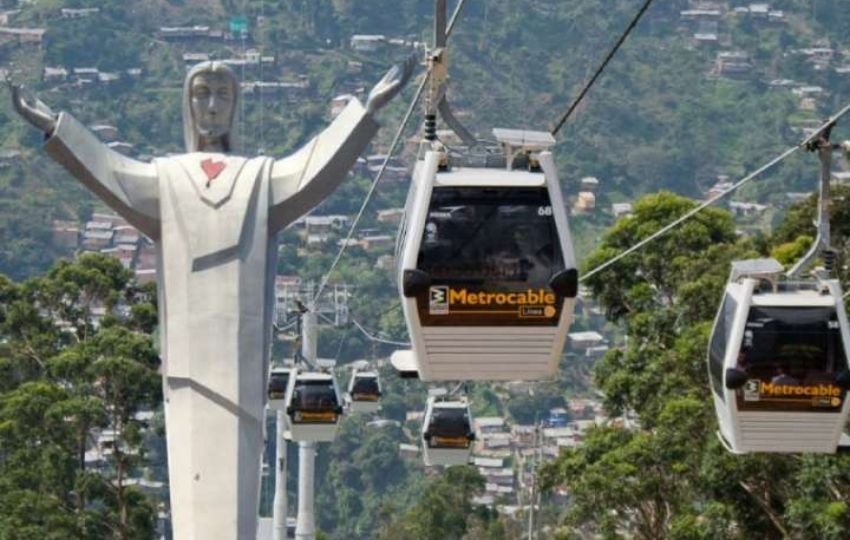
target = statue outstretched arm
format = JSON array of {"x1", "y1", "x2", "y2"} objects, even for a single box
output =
[
  {"x1": 268, "y1": 56, "x2": 415, "y2": 233},
  {"x1": 44, "y1": 113, "x2": 160, "y2": 239},
  {"x1": 10, "y1": 84, "x2": 160, "y2": 239},
  {"x1": 268, "y1": 98, "x2": 378, "y2": 232}
]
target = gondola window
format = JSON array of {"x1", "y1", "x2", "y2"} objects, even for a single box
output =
[
  {"x1": 740, "y1": 307, "x2": 845, "y2": 382},
  {"x1": 418, "y1": 187, "x2": 564, "y2": 286}
]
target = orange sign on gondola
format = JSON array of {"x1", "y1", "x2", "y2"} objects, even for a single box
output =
[
  {"x1": 737, "y1": 379, "x2": 845, "y2": 412},
  {"x1": 418, "y1": 285, "x2": 563, "y2": 326},
  {"x1": 430, "y1": 435, "x2": 472, "y2": 448},
  {"x1": 295, "y1": 411, "x2": 338, "y2": 423}
]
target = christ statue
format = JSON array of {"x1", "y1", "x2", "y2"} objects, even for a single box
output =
[{"x1": 10, "y1": 57, "x2": 413, "y2": 539}]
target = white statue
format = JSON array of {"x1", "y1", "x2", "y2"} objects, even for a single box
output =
[{"x1": 10, "y1": 58, "x2": 413, "y2": 539}]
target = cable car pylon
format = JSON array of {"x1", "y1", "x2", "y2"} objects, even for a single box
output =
[
  {"x1": 295, "y1": 306, "x2": 319, "y2": 540},
  {"x1": 268, "y1": 301, "x2": 341, "y2": 540},
  {"x1": 271, "y1": 398, "x2": 289, "y2": 540}
]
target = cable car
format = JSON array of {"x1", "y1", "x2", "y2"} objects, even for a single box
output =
[
  {"x1": 421, "y1": 396, "x2": 475, "y2": 466},
  {"x1": 284, "y1": 371, "x2": 344, "y2": 442},
  {"x1": 267, "y1": 366, "x2": 294, "y2": 412},
  {"x1": 708, "y1": 259, "x2": 850, "y2": 453},
  {"x1": 345, "y1": 369, "x2": 382, "y2": 413},
  {"x1": 392, "y1": 129, "x2": 578, "y2": 381}
]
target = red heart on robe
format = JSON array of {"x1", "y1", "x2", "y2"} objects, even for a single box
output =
[{"x1": 201, "y1": 158, "x2": 226, "y2": 183}]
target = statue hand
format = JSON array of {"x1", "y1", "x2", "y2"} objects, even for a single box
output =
[
  {"x1": 365, "y1": 54, "x2": 417, "y2": 115},
  {"x1": 8, "y1": 82, "x2": 57, "y2": 134}
]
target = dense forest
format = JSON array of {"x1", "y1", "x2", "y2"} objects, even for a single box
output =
[{"x1": 1, "y1": 0, "x2": 850, "y2": 538}]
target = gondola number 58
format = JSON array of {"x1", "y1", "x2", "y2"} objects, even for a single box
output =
[{"x1": 537, "y1": 206, "x2": 553, "y2": 216}]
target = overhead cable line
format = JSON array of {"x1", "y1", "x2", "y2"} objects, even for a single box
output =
[
  {"x1": 351, "y1": 316, "x2": 411, "y2": 347},
  {"x1": 550, "y1": 0, "x2": 656, "y2": 136},
  {"x1": 273, "y1": 320, "x2": 298, "y2": 334},
  {"x1": 311, "y1": 0, "x2": 468, "y2": 305},
  {"x1": 317, "y1": 309, "x2": 409, "y2": 348},
  {"x1": 446, "y1": 0, "x2": 468, "y2": 37},
  {"x1": 311, "y1": 72, "x2": 428, "y2": 304},
  {"x1": 581, "y1": 102, "x2": 850, "y2": 283}
]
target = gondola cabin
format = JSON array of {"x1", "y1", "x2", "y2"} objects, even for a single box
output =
[
  {"x1": 284, "y1": 371, "x2": 343, "y2": 442},
  {"x1": 346, "y1": 369, "x2": 382, "y2": 413},
  {"x1": 708, "y1": 259, "x2": 850, "y2": 453},
  {"x1": 421, "y1": 396, "x2": 475, "y2": 466},
  {"x1": 267, "y1": 366, "x2": 293, "y2": 412},
  {"x1": 392, "y1": 129, "x2": 578, "y2": 381}
]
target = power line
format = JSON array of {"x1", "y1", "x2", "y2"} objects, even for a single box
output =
[
  {"x1": 581, "y1": 102, "x2": 850, "y2": 282},
  {"x1": 551, "y1": 0, "x2": 656, "y2": 136}
]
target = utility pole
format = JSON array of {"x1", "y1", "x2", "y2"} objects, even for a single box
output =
[
  {"x1": 527, "y1": 417, "x2": 540, "y2": 540},
  {"x1": 271, "y1": 408, "x2": 288, "y2": 540},
  {"x1": 271, "y1": 311, "x2": 302, "y2": 540},
  {"x1": 295, "y1": 307, "x2": 318, "y2": 540}
]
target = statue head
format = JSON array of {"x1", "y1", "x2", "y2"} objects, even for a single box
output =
[{"x1": 182, "y1": 61, "x2": 239, "y2": 153}]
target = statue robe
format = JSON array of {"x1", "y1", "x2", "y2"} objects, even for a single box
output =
[{"x1": 43, "y1": 100, "x2": 378, "y2": 540}]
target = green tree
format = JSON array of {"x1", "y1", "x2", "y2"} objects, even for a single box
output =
[
  {"x1": 0, "y1": 254, "x2": 160, "y2": 538},
  {"x1": 379, "y1": 466, "x2": 490, "y2": 540},
  {"x1": 543, "y1": 191, "x2": 850, "y2": 538}
]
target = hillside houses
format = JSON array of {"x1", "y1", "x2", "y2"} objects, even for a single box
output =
[
  {"x1": 580, "y1": 176, "x2": 600, "y2": 191},
  {"x1": 729, "y1": 201, "x2": 768, "y2": 217},
  {"x1": 0, "y1": 26, "x2": 46, "y2": 45},
  {"x1": 182, "y1": 52, "x2": 210, "y2": 66},
  {"x1": 680, "y1": 9, "x2": 722, "y2": 22},
  {"x1": 51, "y1": 212, "x2": 154, "y2": 281},
  {"x1": 350, "y1": 34, "x2": 384, "y2": 52},
  {"x1": 714, "y1": 51, "x2": 752, "y2": 77},
  {"x1": 0, "y1": 10, "x2": 19, "y2": 25},
  {"x1": 220, "y1": 49, "x2": 276, "y2": 70},
  {"x1": 60, "y1": 7, "x2": 100, "y2": 18},
  {"x1": 612, "y1": 202, "x2": 633, "y2": 218},
  {"x1": 91, "y1": 124, "x2": 119, "y2": 142},
  {"x1": 399, "y1": 394, "x2": 614, "y2": 509},
  {"x1": 376, "y1": 208, "x2": 404, "y2": 224},
  {"x1": 350, "y1": 33, "x2": 421, "y2": 52},
  {"x1": 241, "y1": 77, "x2": 310, "y2": 101},
  {"x1": 573, "y1": 191, "x2": 596, "y2": 213},
  {"x1": 330, "y1": 94, "x2": 355, "y2": 117},
  {"x1": 159, "y1": 25, "x2": 223, "y2": 41},
  {"x1": 301, "y1": 214, "x2": 350, "y2": 245},
  {"x1": 730, "y1": 3, "x2": 785, "y2": 23},
  {"x1": 568, "y1": 330, "x2": 605, "y2": 350},
  {"x1": 51, "y1": 220, "x2": 79, "y2": 249},
  {"x1": 43, "y1": 65, "x2": 143, "y2": 86},
  {"x1": 679, "y1": 4, "x2": 724, "y2": 45}
]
